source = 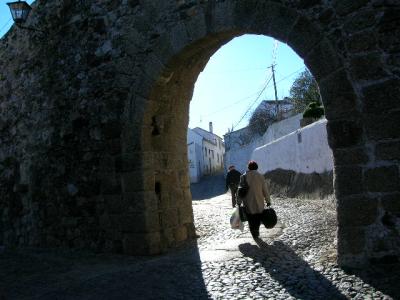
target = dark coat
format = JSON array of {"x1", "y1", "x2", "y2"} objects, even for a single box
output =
[{"x1": 226, "y1": 169, "x2": 242, "y2": 190}]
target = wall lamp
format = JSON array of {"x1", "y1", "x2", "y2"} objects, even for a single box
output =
[{"x1": 7, "y1": 1, "x2": 44, "y2": 33}]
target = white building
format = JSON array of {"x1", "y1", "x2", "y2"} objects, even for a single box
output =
[{"x1": 187, "y1": 122, "x2": 225, "y2": 183}]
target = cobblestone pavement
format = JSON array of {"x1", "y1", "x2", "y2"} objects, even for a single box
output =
[{"x1": 0, "y1": 175, "x2": 399, "y2": 299}]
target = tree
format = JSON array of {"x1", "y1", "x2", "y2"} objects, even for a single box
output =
[
  {"x1": 248, "y1": 102, "x2": 277, "y2": 136},
  {"x1": 289, "y1": 69, "x2": 321, "y2": 113}
]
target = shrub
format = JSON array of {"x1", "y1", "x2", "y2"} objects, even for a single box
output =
[{"x1": 303, "y1": 101, "x2": 325, "y2": 119}]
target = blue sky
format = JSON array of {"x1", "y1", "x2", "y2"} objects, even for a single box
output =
[
  {"x1": 0, "y1": 3, "x2": 305, "y2": 139},
  {"x1": 189, "y1": 34, "x2": 306, "y2": 138}
]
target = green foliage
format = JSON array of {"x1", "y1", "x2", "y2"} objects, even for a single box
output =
[
  {"x1": 289, "y1": 69, "x2": 322, "y2": 113},
  {"x1": 303, "y1": 101, "x2": 325, "y2": 119}
]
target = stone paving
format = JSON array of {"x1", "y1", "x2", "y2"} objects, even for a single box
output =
[{"x1": 0, "y1": 175, "x2": 399, "y2": 299}]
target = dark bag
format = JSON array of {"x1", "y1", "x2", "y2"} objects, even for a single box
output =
[
  {"x1": 261, "y1": 207, "x2": 277, "y2": 229},
  {"x1": 239, "y1": 206, "x2": 247, "y2": 222},
  {"x1": 237, "y1": 175, "x2": 249, "y2": 198}
]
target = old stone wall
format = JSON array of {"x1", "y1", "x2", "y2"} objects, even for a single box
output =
[{"x1": 0, "y1": 0, "x2": 399, "y2": 267}]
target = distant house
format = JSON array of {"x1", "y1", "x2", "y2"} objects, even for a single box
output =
[{"x1": 187, "y1": 122, "x2": 225, "y2": 183}]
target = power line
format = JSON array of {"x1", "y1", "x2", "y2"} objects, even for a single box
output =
[
  {"x1": 199, "y1": 67, "x2": 304, "y2": 119},
  {"x1": 0, "y1": 19, "x2": 12, "y2": 35},
  {"x1": 232, "y1": 74, "x2": 273, "y2": 130},
  {"x1": 275, "y1": 67, "x2": 305, "y2": 84},
  {"x1": 203, "y1": 85, "x2": 268, "y2": 118}
]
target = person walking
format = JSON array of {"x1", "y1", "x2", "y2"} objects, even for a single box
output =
[
  {"x1": 237, "y1": 160, "x2": 271, "y2": 239},
  {"x1": 226, "y1": 165, "x2": 242, "y2": 208}
]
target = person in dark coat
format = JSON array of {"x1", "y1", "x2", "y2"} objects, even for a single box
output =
[{"x1": 226, "y1": 165, "x2": 242, "y2": 208}]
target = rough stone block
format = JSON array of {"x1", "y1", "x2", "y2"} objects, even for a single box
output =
[
  {"x1": 110, "y1": 211, "x2": 160, "y2": 233},
  {"x1": 364, "y1": 166, "x2": 399, "y2": 193},
  {"x1": 304, "y1": 39, "x2": 342, "y2": 81},
  {"x1": 178, "y1": 204, "x2": 194, "y2": 225},
  {"x1": 334, "y1": 166, "x2": 363, "y2": 197},
  {"x1": 288, "y1": 17, "x2": 323, "y2": 58},
  {"x1": 161, "y1": 227, "x2": 175, "y2": 247},
  {"x1": 174, "y1": 225, "x2": 188, "y2": 242},
  {"x1": 318, "y1": 70, "x2": 358, "y2": 120},
  {"x1": 337, "y1": 195, "x2": 378, "y2": 226},
  {"x1": 161, "y1": 208, "x2": 178, "y2": 228},
  {"x1": 362, "y1": 79, "x2": 400, "y2": 113},
  {"x1": 343, "y1": 10, "x2": 377, "y2": 33},
  {"x1": 333, "y1": 0, "x2": 369, "y2": 16},
  {"x1": 350, "y1": 52, "x2": 389, "y2": 81},
  {"x1": 101, "y1": 121, "x2": 122, "y2": 139},
  {"x1": 378, "y1": 8, "x2": 400, "y2": 53},
  {"x1": 337, "y1": 226, "x2": 366, "y2": 255},
  {"x1": 100, "y1": 173, "x2": 122, "y2": 195},
  {"x1": 326, "y1": 119, "x2": 363, "y2": 149},
  {"x1": 123, "y1": 232, "x2": 161, "y2": 255},
  {"x1": 333, "y1": 147, "x2": 369, "y2": 166},
  {"x1": 115, "y1": 153, "x2": 142, "y2": 172},
  {"x1": 364, "y1": 111, "x2": 400, "y2": 141},
  {"x1": 375, "y1": 141, "x2": 400, "y2": 161},
  {"x1": 121, "y1": 171, "x2": 145, "y2": 193},
  {"x1": 346, "y1": 31, "x2": 378, "y2": 53},
  {"x1": 381, "y1": 193, "x2": 400, "y2": 214}
]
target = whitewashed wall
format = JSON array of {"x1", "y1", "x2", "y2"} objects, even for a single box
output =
[
  {"x1": 224, "y1": 113, "x2": 302, "y2": 174},
  {"x1": 224, "y1": 139, "x2": 264, "y2": 174},
  {"x1": 252, "y1": 119, "x2": 333, "y2": 174},
  {"x1": 187, "y1": 129, "x2": 204, "y2": 183},
  {"x1": 263, "y1": 113, "x2": 303, "y2": 144}
]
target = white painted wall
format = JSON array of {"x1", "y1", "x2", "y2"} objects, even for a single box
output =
[
  {"x1": 263, "y1": 113, "x2": 302, "y2": 144},
  {"x1": 187, "y1": 129, "x2": 205, "y2": 183},
  {"x1": 252, "y1": 119, "x2": 333, "y2": 174},
  {"x1": 188, "y1": 128, "x2": 225, "y2": 182},
  {"x1": 202, "y1": 138, "x2": 225, "y2": 175},
  {"x1": 224, "y1": 113, "x2": 302, "y2": 174},
  {"x1": 224, "y1": 139, "x2": 265, "y2": 174}
]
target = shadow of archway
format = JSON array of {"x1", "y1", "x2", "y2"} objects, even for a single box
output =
[
  {"x1": 239, "y1": 240, "x2": 346, "y2": 300},
  {"x1": 0, "y1": 242, "x2": 209, "y2": 300}
]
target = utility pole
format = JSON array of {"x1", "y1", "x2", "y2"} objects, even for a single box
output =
[
  {"x1": 271, "y1": 64, "x2": 279, "y2": 119},
  {"x1": 271, "y1": 40, "x2": 279, "y2": 119}
]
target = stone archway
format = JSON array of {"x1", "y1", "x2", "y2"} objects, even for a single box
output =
[{"x1": 0, "y1": 1, "x2": 398, "y2": 267}]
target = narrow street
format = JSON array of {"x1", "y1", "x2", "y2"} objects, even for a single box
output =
[{"x1": 0, "y1": 174, "x2": 398, "y2": 299}]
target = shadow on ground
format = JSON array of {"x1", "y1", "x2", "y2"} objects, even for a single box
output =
[
  {"x1": 239, "y1": 240, "x2": 347, "y2": 300},
  {"x1": 344, "y1": 260, "x2": 400, "y2": 299},
  {"x1": 0, "y1": 242, "x2": 209, "y2": 300},
  {"x1": 191, "y1": 172, "x2": 226, "y2": 200}
]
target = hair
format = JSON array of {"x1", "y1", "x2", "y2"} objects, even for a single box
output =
[
  {"x1": 248, "y1": 160, "x2": 258, "y2": 170},
  {"x1": 228, "y1": 165, "x2": 235, "y2": 170}
]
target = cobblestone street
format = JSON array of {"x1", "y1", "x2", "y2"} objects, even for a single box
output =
[{"x1": 0, "y1": 174, "x2": 399, "y2": 299}]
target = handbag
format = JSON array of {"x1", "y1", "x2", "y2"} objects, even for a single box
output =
[
  {"x1": 239, "y1": 206, "x2": 247, "y2": 222},
  {"x1": 230, "y1": 207, "x2": 244, "y2": 231},
  {"x1": 261, "y1": 207, "x2": 278, "y2": 229},
  {"x1": 237, "y1": 174, "x2": 249, "y2": 198}
]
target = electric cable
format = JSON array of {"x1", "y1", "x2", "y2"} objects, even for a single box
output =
[{"x1": 0, "y1": 19, "x2": 12, "y2": 36}]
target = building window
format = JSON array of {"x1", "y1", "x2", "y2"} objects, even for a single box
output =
[
  {"x1": 204, "y1": 147, "x2": 207, "y2": 156},
  {"x1": 217, "y1": 153, "x2": 219, "y2": 162},
  {"x1": 212, "y1": 150, "x2": 214, "y2": 159}
]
